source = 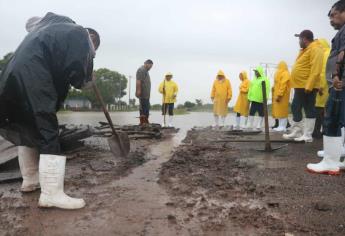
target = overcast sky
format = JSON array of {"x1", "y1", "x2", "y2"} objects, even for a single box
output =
[{"x1": 0, "y1": 0, "x2": 337, "y2": 105}]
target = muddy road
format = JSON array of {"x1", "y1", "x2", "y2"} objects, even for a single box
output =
[
  {"x1": 1, "y1": 126, "x2": 345, "y2": 235},
  {"x1": 159, "y1": 128, "x2": 345, "y2": 235},
  {"x1": 0, "y1": 129, "x2": 185, "y2": 236}
]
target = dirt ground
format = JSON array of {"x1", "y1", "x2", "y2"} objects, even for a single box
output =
[
  {"x1": 159, "y1": 128, "x2": 345, "y2": 236},
  {"x1": 1, "y1": 127, "x2": 345, "y2": 236}
]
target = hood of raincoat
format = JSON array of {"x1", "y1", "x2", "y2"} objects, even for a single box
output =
[
  {"x1": 319, "y1": 38, "x2": 330, "y2": 50},
  {"x1": 240, "y1": 71, "x2": 248, "y2": 81},
  {"x1": 217, "y1": 70, "x2": 226, "y2": 78},
  {"x1": 32, "y1": 12, "x2": 75, "y2": 32},
  {"x1": 254, "y1": 66, "x2": 265, "y2": 79},
  {"x1": 277, "y1": 61, "x2": 288, "y2": 72}
]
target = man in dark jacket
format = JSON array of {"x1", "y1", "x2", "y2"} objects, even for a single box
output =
[
  {"x1": 307, "y1": 0, "x2": 345, "y2": 175},
  {"x1": 0, "y1": 12, "x2": 100, "y2": 209}
]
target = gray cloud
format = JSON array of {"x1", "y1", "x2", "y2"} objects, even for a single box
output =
[{"x1": 0, "y1": 0, "x2": 336, "y2": 105}]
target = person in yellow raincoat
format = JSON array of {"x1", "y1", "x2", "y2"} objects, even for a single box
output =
[
  {"x1": 158, "y1": 72, "x2": 178, "y2": 127},
  {"x1": 233, "y1": 71, "x2": 250, "y2": 129},
  {"x1": 272, "y1": 61, "x2": 291, "y2": 132},
  {"x1": 312, "y1": 38, "x2": 330, "y2": 139},
  {"x1": 211, "y1": 70, "x2": 232, "y2": 127},
  {"x1": 283, "y1": 30, "x2": 324, "y2": 142}
]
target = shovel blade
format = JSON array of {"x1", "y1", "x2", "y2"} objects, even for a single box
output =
[{"x1": 107, "y1": 131, "x2": 130, "y2": 158}]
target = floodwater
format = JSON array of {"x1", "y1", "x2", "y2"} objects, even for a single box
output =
[{"x1": 58, "y1": 111, "x2": 246, "y2": 130}]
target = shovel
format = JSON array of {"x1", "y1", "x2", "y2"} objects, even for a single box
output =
[{"x1": 92, "y1": 82, "x2": 130, "y2": 157}]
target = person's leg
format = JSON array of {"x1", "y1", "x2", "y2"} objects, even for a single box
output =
[
  {"x1": 246, "y1": 103, "x2": 256, "y2": 129},
  {"x1": 295, "y1": 90, "x2": 317, "y2": 142},
  {"x1": 168, "y1": 103, "x2": 174, "y2": 127},
  {"x1": 286, "y1": 119, "x2": 291, "y2": 128},
  {"x1": 308, "y1": 88, "x2": 345, "y2": 174},
  {"x1": 255, "y1": 103, "x2": 264, "y2": 130},
  {"x1": 161, "y1": 103, "x2": 167, "y2": 127},
  {"x1": 146, "y1": 99, "x2": 151, "y2": 123},
  {"x1": 242, "y1": 116, "x2": 248, "y2": 128},
  {"x1": 283, "y1": 89, "x2": 303, "y2": 139},
  {"x1": 139, "y1": 99, "x2": 144, "y2": 125},
  {"x1": 220, "y1": 116, "x2": 226, "y2": 127},
  {"x1": 213, "y1": 115, "x2": 219, "y2": 127},
  {"x1": 39, "y1": 154, "x2": 86, "y2": 209},
  {"x1": 141, "y1": 99, "x2": 150, "y2": 124},
  {"x1": 272, "y1": 119, "x2": 279, "y2": 129},
  {"x1": 235, "y1": 113, "x2": 241, "y2": 129},
  {"x1": 313, "y1": 107, "x2": 323, "y2": 139},
  {"x1": 18, "y1": 146, "x2": 40, "y2": 192}
]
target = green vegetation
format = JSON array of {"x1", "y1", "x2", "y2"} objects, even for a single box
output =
[
  {"x1": 0, "y1": 52, "x2": 14, "y2": 71},
  {"x1": 67, "y1": 68, "x2": 129, "y2": 108}
]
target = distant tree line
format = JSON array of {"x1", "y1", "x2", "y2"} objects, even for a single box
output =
[{"x1": 67, "y1": 68, "x2": 130, "y2": 108}]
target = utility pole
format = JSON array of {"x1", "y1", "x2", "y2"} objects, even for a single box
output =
[
  {"x1": 119, "y1": 79, "x2": 122, "y2": 110},
  {"x1": 128, "y1": 75, "x2": 132, "y2": 109}
]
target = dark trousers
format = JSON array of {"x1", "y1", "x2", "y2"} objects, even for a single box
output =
[
  {"x1": 324, "y1": 88, "x2": 345, "y2": 137},
  {"x1": 291, "y1": 88, "x2": 317, "y2": 122},
  {"x1": 139, "y1": 98, "x2": 150, "y2": 117},
  {"x1": 249, "y1": 101, "x2": 264, "y2": 117},
  {"x1": 162, "y1": 103, "x2": 174, "y2": 116},
  {"x1": 313, "y1": 107, "x2": 324, "y2": 138}
]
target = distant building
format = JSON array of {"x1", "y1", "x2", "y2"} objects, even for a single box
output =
[{"x1": 63, "y1": 98, "x2": 92, "y2": 110}]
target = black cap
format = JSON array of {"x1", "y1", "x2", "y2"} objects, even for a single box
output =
[
  {"x1": 294, "y1": 30, "x2": 314, "y2": 41},
  {"x1": 144, "y1": 59, "x2": 153, "y2": 64}
]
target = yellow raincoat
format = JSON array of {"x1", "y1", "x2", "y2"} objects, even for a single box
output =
[
  {"x1": 233, "y1": 71, "x2": 250, "y2": 116},
  {"x1": 159, "y1": 79, "x2": 179, "y2": 103},
  {"x1": 272, "y1": 61, "x2": 291, "y2": 118},
  {"x1": 291, "y1": 40, "x2": 324, "y2": 91},
  {"x1": 211, "y1": 70, "x2": 232, "y2": 116},
  {"x1": 315, "y1": 39, "x2": 330, "y2": 108}
]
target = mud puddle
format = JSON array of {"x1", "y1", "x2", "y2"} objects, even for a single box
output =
[{"x1": 0, "y1": 129, "x2": 196, "y2": 236}]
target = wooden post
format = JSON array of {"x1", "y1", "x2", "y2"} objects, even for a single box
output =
[{"x1": 262, "y1": 80, "x2": 272, "y2": 152}]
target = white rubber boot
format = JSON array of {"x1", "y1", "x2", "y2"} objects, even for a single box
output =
[
  {"x1": 317, "y1": 128, "x2": 345, "y2": 158},
  {"x1": 220, "y1": 116, "x2": 226, "y2": 127},
  {"x1": 294, "y1": 118, "x2": 316, "y2": 143},
  {"x1": 273, "y1": 118, "x2": 287, "y2": 132},
  {"x1": 234, "y1": 116, "x2": 241, "y2": 129},
  {"x1": 317, "y1": 147, "x2": 345, "y2": 159},
  {"x1": 212, "y1": 115, "x2": 219, "y2": 128},
  {"x1": 283, "y1": 121, "x2": 303, "y2": 139},
  {"x1": 168, "y1": 116, "x2": 173, "y2": 127},
  {"x1": 255, "y1": 117, "x2": 263, "y2": 130},
  {"x1": 161, "y1": 116, "x2": 166, "y2": 128},
  {"x1": 18, "y1": 146, "x2": 40, "y2": 192},
  {"x1": 241, "y1": 116, "x2": 248, "y2": 129},
  {"x1": 307, "y1": 136, "x2": 343, "y2": 175},
  {"x1": 38, "y1": 154, "x2": 86, "y2": 209},
  {"x1": 246, "y1": 116, "x2": 255, "y2": 130}
]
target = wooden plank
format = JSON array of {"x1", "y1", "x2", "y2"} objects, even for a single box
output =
[
  {"x1": 0, "y1": 137, "x2": 17, "y2": 165},
  {"x1": 0, "y1": 171, "x2": 22, "y2": 183}
]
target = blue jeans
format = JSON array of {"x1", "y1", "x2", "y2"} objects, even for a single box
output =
[
  {"x1": 249, "y1": 101, "x2": 264, "y2": 117},
  {"x1": 323, "y1": 87, "x2": 345, "y2": 137},
  {"x1": 162, "y1": 103, "x2": 174, "y2": 116},
  {"x1": 291, "y1": 88, "x2": 317, "y2": 122},
  {"x1": 139, "y1": 99, "x2": 150, "y2": 117}
]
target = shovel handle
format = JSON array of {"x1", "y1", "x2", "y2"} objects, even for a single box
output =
[{"x1": 92, "y1": 82, "x2": 118, "y2": 136}]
